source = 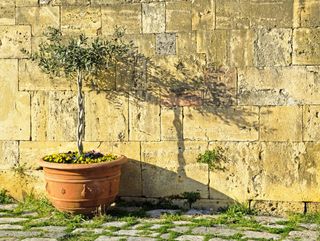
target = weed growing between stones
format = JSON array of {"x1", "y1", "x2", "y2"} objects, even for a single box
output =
[{"x1": 0, "y1": 189, "x2": 14, "y2": 204}]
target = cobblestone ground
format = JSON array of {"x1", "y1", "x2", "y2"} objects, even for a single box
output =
[{"x1": 0, "y1": 204, "x2": 319, "y2": 241}]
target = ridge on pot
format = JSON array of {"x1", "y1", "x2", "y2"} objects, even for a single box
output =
[{"x1": 39, "y1": 155, "x2": 127, "y2": 215}]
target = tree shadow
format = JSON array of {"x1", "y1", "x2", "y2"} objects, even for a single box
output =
[{"x1": 84, "y1": 48, "x2": 260, "y2": 205}]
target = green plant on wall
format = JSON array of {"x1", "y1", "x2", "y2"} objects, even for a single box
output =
[
  {"x1": 197, "y1": 147, "x2": 227, "y2": 171},
  {"x1": 22, "y1": 27, "x2": 133, "y2": 156},
  {"x1": 182, "y1": 192, "x2": 201, "y2": 209}
]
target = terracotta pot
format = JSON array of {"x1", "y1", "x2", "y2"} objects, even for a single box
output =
[{"x1": 39, "y1": 155, "x2": 127, "y2": 214}]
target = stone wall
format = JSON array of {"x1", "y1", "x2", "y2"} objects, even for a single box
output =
[{"x1": 0, "y1": 0, "x2": 320, "y2": 215}]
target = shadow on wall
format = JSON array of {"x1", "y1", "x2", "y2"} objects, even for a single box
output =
[{"x1": 119, "y1": 159, "x2": 236, "y2": 210}]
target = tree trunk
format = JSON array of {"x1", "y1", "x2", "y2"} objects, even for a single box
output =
[{"x1": 77, "y1": 70, "x2": 84, "y2": 155}]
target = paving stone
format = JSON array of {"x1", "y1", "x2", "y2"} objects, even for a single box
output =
[
  {"x1": 30, "y1": 226, "x2": 67, "y2": 232},
  {"x1": 173, "y1": 221, "x2": 193, "y2": 225},
  {"x1": 300, "y1": 223, "x2": 319, "y2": 231},
  {"x1": 262, "y1": 223, "x2": 287, "y2": 229},
  {"x1": 176, "y1": 235, "x2": 204, "y2": 241},
  {"x1": 0, "y1": 217, "x2": 28, "y2": 224},
  {"x1": 0, "y1": 224, "x2": 23, "y2": 230},
  {"x1": 0, "y1": 238, "x2": 19, "y2": 241},
  {"x1": 72, "y1": 228, "x2": 104, "y2": 234},
  {"x1": 22, "y1": 239, "x2": 57, "y2": 241},
  {"x1": 209, "y1": 239, "x2": 233, "y2": 241},
  {"x1": 0, "y1": 230, "x2": 42, "y2": 237},
  {"x1": 21, "y1": 212, "x2": 38, "y2": 217},
  {"x1": 101, "y1": 221, "x2": 127, "y2": 228},
  {"x1": 160, "y1": 233, "x2": 170, "y2": 239},
  {"x1": 169, "y1": 226, "x2": 190, "y2": 233},
  {"x1": 184, "y1": 209, "x2": 212, "y2": 216},
  {"x1": 113, "y1": 229, "x2": 140, "y2": 236},
  {"x1": 243, "y1": 230, "x2": 281, "y2": 240},
  {"x1": 146, "y1": 209, "x2": 180, "y2": 218},
  {"x1": 288, "y1": 230, "x2": 319, "y2": 240},
  {"x1": 95, "y1": 237, "x2": 127, "y2": 241},
  {"x1": 0, "y1": 204, "x2": 18, "y2": 211},
  {"x1": 192, "y1": 226, "x2": 237, "y2": 236},
  {"x1": 127, "y1": 238, "x2": 157, "y2": 241},
  {"x1": 149, "y1": 224, "x2": 164, "y2": 230},
  {"x1": 254, "y1": 216, "x2": 287, "y2": 224}
]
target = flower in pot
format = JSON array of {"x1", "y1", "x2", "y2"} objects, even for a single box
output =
[{"x1": 23, "y1": 27, "x2": 133, "y2": 214}]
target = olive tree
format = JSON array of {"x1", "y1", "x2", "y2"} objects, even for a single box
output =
[{"x1": 23, "y1": 27, "x2": 133, "y2": 155}]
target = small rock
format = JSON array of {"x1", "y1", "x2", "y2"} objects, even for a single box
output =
[
  {"x1": 176, "y1": 235, "x2": 204, "y2": 241},
  {"x1": 160, "y1": 233, "x2": 170, "y2": 239},
  {"x1": 288, "y1": 230, "x2": 319, "y2": 240},
  {"x1": 0, "y1": 217, "x2": 27, "y2": 224},
  {"x1": 101, "y1": 221, "x2": 127, "y2": 228},
  {"x1": 0, "y1": 224, "x2": 23, "y2": 230},
  {"x1": 146, "y1": 209, "x2": 180, "y2": 218},
  {"x1": 0, "y1": 204, "x2": 18, "y2": 211},
  {"x1": 72, "y1": 228, "x2": 104, "y2": 234},
  {"x1": 192, "y1": 226, "x2": 237, "y2": 236},
  {"x1": 243, "y1": 230, "x2": 281, "y2": 240}
]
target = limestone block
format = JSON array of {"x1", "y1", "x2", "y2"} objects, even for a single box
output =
[
  {"x1": 129, "y1": 91, "x2": 160, "y2": 141},
  {"x1": 301, "y1": 0, "x2": 320, "y2": 27},
  {"x1": 0, "y1": 170, "x2": 45, "y2": 201},
  {"x1": 238, "y1": 67, "x2": 320, "y2": 105},
  {"x1": 47, "y1": 91, "x2": 77, "y2": 141},
  {"x1": 258, "y1": 142, "x2": 320, "y2": 201},
  {"x1": 142, "y1": 3, "x2": 165, "y2": 34},
  {"x1": 62, "y1": 6, "x2": 101, "y2": 36},
  {"x1": 293, "y1": 28, "x2": 320, "y2": 65},
  {"x1": 101, "y1": 4, "x2": 141, "y2": 35},
  {"x1": 250, "y1": 0, "x2": 294, "y2": 28},
  {"x1": 160, "y1": 107, "x2": 183, "y2": 141},
  {"x1": 31, "y1": 92, "x2": 48, "y2": 141},
  {"x1": 91, "y1": 0, "x2": 125, "y2": 5},
  {"x1": 52, "y1": 0, "x2": 90, "y2": 5},
  {"x1": 19, "y1": 141, "x2": 77, "y2": 169},
  {"x1": 141, "y1": 141, "x2": 209, "y2": 198},
  {"x1": 156, "y1": 33, "x2": 176, "y2": 56},
  {"x1": 230, "y1": 30, "x2": 254, "y2": 67},
  {"x1": 192, "y1": 0, "x2": 215, "y2": 30},
  {"x1": 208, "y1": 142, "x2": 262, "y2": 202},
  {"x1": 306, "y1": 202, "x2": 320, "y2": 213},
  {"x1": 0, "y1": 141, "x2": 19, "y2": 170},
  {"x1": 124, "y1": 34, "x2": 155, "y2": 57},
  {"x1": 166, "y1": 2, "x2": 192, "y2": 32},
  {"x1": 196, "y1": 30, "x2": 230, "y2": 65},
  {"x1": 0, "y1": 60, "x2": 30, "y2": 141},
  {"x1": 0, "y1": 26, "x2": 31, "y2": 58},
  {"x1": 19, "y1": 59, "x2": 75, "y2": 91},
  {"x1": 85, "y1": 92, "x2": 128, "y2": 142},
  {"x1": 16, "y1": 0, "x2": 38, "y2": 6},
  {"x1": 16, "y1": 7, "x2": 60, "y2": 37},
  {"x1": 215, "y1": 0, "x2": 250, "y2": 29},
  {"x1": 183, "y1": 106, "x2": 259, "y2": 141},
  {"x1": 254, "y1": 28, "x2": 292, "y2": 67},
  {"x1": 176, "y1": 32, "x2": 197, "y2": 55},
  {"x1": 251, "y1": 200, "x2": 304, "y2": 216},
  {"x1": 0, "y1": 0, "x2": 15, "y2": 25},
  {"x1": 303, "y1": 105, "x2": 320, "y2": 141},
  {"x1": 260, "y1": 106, "x2": 302, "y2": 141}
]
